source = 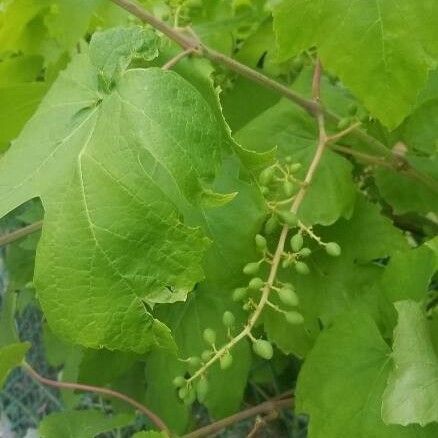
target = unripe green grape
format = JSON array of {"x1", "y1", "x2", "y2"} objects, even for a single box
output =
[
  {"x1": 220, "y1": 351, "x2": 233, "y2": 370},
  {"x1": 285, "y1": 311, "x2": 304, "y2": 325},
  {"x1": 248, "y1": 277, "x2": 264, "y2": 290},
  {"x1": 260, "y1": 186, "x2": 270, "y2": 196},
  {"x1": 348, "y1": 102, "x2": 358, "y2": 116},
  {"x1": 178, "y1": 386, "x2": 188, "y2": 400},
  {"x1": 187, "y1": 356, "x2": 201, "y2": 367},
  {"x1": 325, "y1": 242, "x2": 341, "y2": 257},
  {"x1": 173, "y1": 376, "x2": 185, "y2": 388},
  {"x1": 183, "y1": 387, "x2": 196, "y2": 406},
  {"x1": 264, "y1": 216, "x2": 278, "y2": 235},
  {"x1": 278, "y1": 287, "x2": 299, "y2": 307},
  {"x1": 285, "y1": 155, "x2": 293, "y2": 164},
  {"x1": 290, "y1": 233, "x2": 303, "y2": 252},
  {"x1": 295, "y1": 261, "x2": 310, "y2": 275},
  {"x1": 232, "y1": 287, "x2": 247, "y2": 302},
  {"x1": 196, "y1": 378, "x2": 209, "y2": 402},
  {"x1": 337, "y1": 117, "x2": 351, "y2": 130},
  {"x1": 289, "y1": 163, "x2": 302, "y2": 173},
  {"x1": 201, "y1": 350, "x2": 212, "y2": 362},
  {"x1": 222, "y1": 311, "x2": 235, "y2": 327},
  {"x1": 243, "y1": 262, "x2": 259, "y2": 275},
  {"x1": 255, "y1": 234, "x2": 267, "y2": 250},
  {"x1": 242, "y1": 302, "x2": 251, "y2": 311},
  {"x1": 298, "y1": 247, "x2": 311, "y2": 257},
  {"x1": 203, "y1": 328, "x2": 216, "y2": 345},
  {"x1": 252, "y1": 339, "x2": 273, "y2": 360},
  {"x1": 259, "y1": 167, "x2": 275, "y2": 185},
  {"x1": 278, "y1": 210, "x2": 298, "y2": 227},
  {"x1": 291, "y1": 56, "x2": 304, "y2": 72},
  {"x1": 283, "y1": 181, "x2": 294, "y2": 197},
  {"x1": 281, "y1": 258, "x2": 293, "y2": 269}
]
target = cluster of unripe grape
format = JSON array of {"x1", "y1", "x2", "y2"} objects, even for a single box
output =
[{"x1": 171, "y1": 158, "x2": 342, "y2": 405}]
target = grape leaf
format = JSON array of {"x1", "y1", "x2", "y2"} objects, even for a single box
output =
[
  {"x1": 236, "y1": 99, "x2": 356, "y2": 225},
  {"x1": 381, "y1": 245, "x2": 437, "y2": 303},
  {"x1": 375, "y1": 154, "x2": 438, "y2": 215},
  {"x1": 382, "y1": 300, "x2": 438, "y2": 427},
  {"x1": 45, "y1": 0, "x2": 102, "y2": 50},
  {"x1": 0, "y1": 82, "x2": 47, "y2": 151},
  {"x1": 0, "y1": 342, "x2": 30, "y2": 387},
  {"x1": 0, "y1": 29, "x2": 228, "y2": 353},
  {"x1": 0, "y1": 55, "x2": 43, "y2": 85},
  {"x1": 89, "y1": 25, "x2": 159, "y2": 84},
  {"x1": 296, "y1": 311, "x2": 438, "y2": 438},
  {"x1": 38, "y1": 410, "x2": 133, "y2": 438},
  {"x1": 273, "y1": 0, "x2": 436, "y2": 128}
]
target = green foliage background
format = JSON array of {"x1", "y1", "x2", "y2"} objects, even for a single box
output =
[{"x1": 0, "y1": 0, "x2": 437, "y2": 437}]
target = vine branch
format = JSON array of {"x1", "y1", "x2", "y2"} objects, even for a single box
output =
[
  {"x1": 23, "y1": 363, "x2": 170, "y2": 434},
  {"x1": 110, "y1": 0, "x2": 438, "y2": 194},
  {"x1": 182, "y1": 397, "x2": 293, "y2": 438},
  {"x1": 184, "y1": 60, "x2": 328, "y2": 388},
  {"x1": 0, "y1": 220, "x2": 43, "y2": 247}
]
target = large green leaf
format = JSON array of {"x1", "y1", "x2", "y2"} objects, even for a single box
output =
[
  {"x1": 296, "y1": 311, "x2": 438, "y2": 438},
  {"x1": 38, "y1": 410, "x2": 133, "y2": 438},
  {"x1": 0, "y1": 342, "x2": 30, "y2": 387},
  {"x1": 382, "y1": 300, "x2": 438, "y2": 427},
  {"x1": 0, "y1": 28, "x2": 229, "y2": 353},
  {"x1": 273, "y1": 0, "x2": 437, "y2": 128}
]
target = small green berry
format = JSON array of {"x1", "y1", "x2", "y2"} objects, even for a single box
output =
[
  {"x1": 222, "y1": 311, "x2": 235, "y2": 327},
  {"x1": 196, "y1": 378, "x2": 209, "y2": 402},
  {"x1": 283, "y1": 181, "x2": 294, "y2": 197},
  {"x1": 232, "y1": 287, "x2": 247, "y2": 302},
  {"x1": 337, "y1": 117, "x2": 351, "y2": 130},
  {"x1": 220, "y1": 351, "x2": 233, "y2": 370},
  {"x1": 248, "y1": 277, "x2": 264, "y2": 290},
  {"x1": 243, "y1": 262, "x2": 260, "y2": 275},
  {"x1": 255, "y1": 234, "x2": 267, "y2": 250},
  {"x1": 298, "y1": 247, "x2": 312, "y2": 257},
  {"x1": 278, "y1": 210, "x2": 298, "y2": 227},
  {"x1": 252, "y1": 339, "x2": 273, "y2": 360},
  {"x1": 281, "y1": 258, "x2": 293, "y2": 268},
  {"x1": 187, "y1": 356, "x2": 201, "y2": 367},
  {"x1": 325, "y1": 242, "x2": 341, "y2": 257},
  {"x1": 259, "y1": 167, "x2": 275, "y2": 185},
  {"x1": 285, "y1": 155, "x2": 293, "y2": 164},
  {"x1": 264, "y1": 216, "x2": 278, "y2": 235},
  {"x1": 278, "y1": 287, "x2": 299, "y2": 307},
  {"x1": 290, "y1": 233, "x2": 303, "y2": 252},
  {"x1": 178, "y1": 386, "x2": 188, "y2": 400},
  {"x1": 291, "y1": 56, "x2": 304, "y2": 72},
  {"x1": 285, "y1": 311, "x2": 304, "y2": 325},
  {"x1": 348, "y1": 102, "x2": 358, "y2": 116},
  {"x1": 173, "y1": 376, "x2": 185, "y2": 388},
  {"x1": 201, "y1": 350, "x2": 212, "y2": 362},
  {"x1": 242, "y1": 302, "x2": 251, "y2": 311},
  {"x1": 203, "y1": 328, "x2": 216, "y2": 346},
  {"x1": 295, "y1": 261, "x2": 310, "y2": 275},
  {"x1": 183, "y1": 387, "x2": 196, "y2": 405},
  {"x1": 260, "y1": 186, "x2": 270, "y2": 196},
  {"x1": 289, "y1": 163, "x2": 302, "y2": 173}
]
